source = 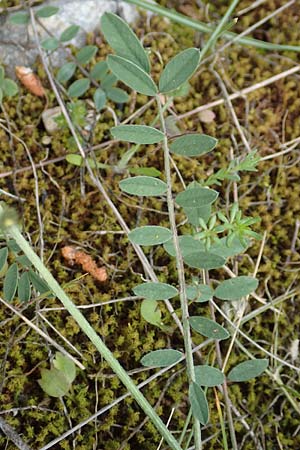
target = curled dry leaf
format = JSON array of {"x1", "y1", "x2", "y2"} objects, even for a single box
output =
[
  {"x1": 61, "y1": 246, "x2": 107, "y2": 282},
  {"x1": 15, "y1": 66, "x2": 46, "y2": 97}
]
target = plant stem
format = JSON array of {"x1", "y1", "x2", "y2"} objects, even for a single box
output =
[
  {"x1": 0, "y1": 206, "x2": 183, "y2": 450},
  {"x1": 199, "y1": 0, "x2": 241, "y2": 62},
  {"x1": 156, "y1": 96, "x2": 202, "y2": 450},
  {"x1": 124, "y1": 0, "x2": 300, "y2": 52}
]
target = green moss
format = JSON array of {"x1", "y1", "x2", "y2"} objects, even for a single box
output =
[{"x1": 0, "y1": 1, "x2": 300, "y2": 448}]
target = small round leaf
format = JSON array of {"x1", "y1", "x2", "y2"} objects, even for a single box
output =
[
  {"x1": 189, "y1": 316, "x2": 230, "y2": 340},
  {"x1": 159, "y1": 48, "x2": 200, "y2": 94},
  {"x1": 35, "y1": 6, "x2": 59, "y2": 18},
  {"x1": 227, "y1": 359, "x2": 268, "y2": 382},
  {"x1": 141, "y1": 349, "x2": 183, "y2": 368},
  {"x1": 41, "y1": 37, "x2": 59, "y2": 51},
  {"x1": 76, "y1": 45, "x2": 97, "y2": 65},
  {"x1": 60, "y1": 25, "x2": 80, "y2": 42},
  {"x1": 215, "y1": 276, "x2": 259, "y2": 301},
  {"x1": 184, "y1": 251, "x2": 226, "y2": 270},
  {"x1": 170, "y1": 134, "x2": 217, "y2": 157},
  {"x1": 93, "y1": 88, "x2": 106, "y2": 111},
  {"x1": 176, "y1": 187, "x2": 218, "y2": 208},
  {"x1": 194, "y1": 365, "x2": 225, "y2": 387},
  {"x1": 140, "y1": 299, "x2": 162, "y2": 327},
  {"x1": 18, "y1": 272, "x2": 31, "y2": 302},
  {"x1": 129, "y1": 226, "x2": 172, "y2": 246},
  {"x1": 3, "y1": 263, "x2": 18, "y2": 302},
  {"x1": 9, "y1": 12, "x2": 29, "y2": 25},
  {"x1": 120, "y1": 176, "x2": 167, "y2": 196},
  {"x1": 90, "y1": 61, "x2": 108, "y2": 80},
  {"x1": 106, "y1": 87, "x2": 129, "y2": 103},
  {"x1": 56, "y1": 62, "x2": 76, "y2": 83},
  {"x1": 189, "y1": 382, "x2": 209, "y2": 425},
  {"x1": 133, "y1": 282, "x2": 178, "y2": 301},
  {"x1": 111, "y1": 125, "x2": 164, "y2": 144},
  {"x1": 107, "y1": 55, "x2": 157, "y2": 96},
  {"x1": 67, "y1": 78, "x2": 90, "y2": 97}
]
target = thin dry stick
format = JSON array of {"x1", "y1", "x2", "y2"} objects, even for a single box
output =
[
  {"x1": 222, "y1": 232, "x2": 267, "y2": 372},
  {"x1": 0, "y1": 416, "x2": 32, "y2": 450},
  {"x1": 177, "y1": 65, "x2": 300, "y2": 120},
  {"x1": 37, "y1": 312, "x2": 84, "y2": 358},
  {"x1": 221, "y1": 0, "x2": 295, "y2": 52},
  {"x1": 0, "y1": 298, "x2": 85, "y2": 371},
  {"x1": 211, "y1": 66, "x2": 252, "y2": 153},
  {"x1": 0, "y1": 122, "x2": 44, "y2": 259},
  {"x1": 29, "y1": 8, "x2": 184, "y2": 336},
  {"x1": 212, "y1": 299, "x2": 300, "y2": 373}
]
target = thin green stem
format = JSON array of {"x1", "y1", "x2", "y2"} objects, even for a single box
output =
[
  {"x1": 156, "y1": 96, "x2": 202, "y2": 450},
  {"x1": 199, "y1": 0, "x2": 241, "y2": 62},
  {"x1": 124, "y1": 0, "x2": 300, "y2": 52},
  {"x1": 0, "y1": 207, "x2": 183, "y2": 450}
]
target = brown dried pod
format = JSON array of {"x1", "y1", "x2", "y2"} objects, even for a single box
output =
[
  {"x1": 61, "y1": 246, "x2": 107, "y2": 282},
  {"x1": 15, "y1": 66, "x2": 46, "y2": 97}
]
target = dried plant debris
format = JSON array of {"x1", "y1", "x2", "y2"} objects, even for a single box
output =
[
  {"x1": 61, "y1": 245, "x2": 107, "y2": 282},
  {"x1": 15, "y1": 66, "x2": 46, "y2": 97}
]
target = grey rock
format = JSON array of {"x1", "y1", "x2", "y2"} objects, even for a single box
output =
[
  {"x1": 0, "y1": 0, "x2": 139, "y2": 77},
  {"x1": 42, "y1": 106, "x2": 62, "y2": 134}
]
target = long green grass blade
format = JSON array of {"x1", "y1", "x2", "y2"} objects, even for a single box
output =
[{"x1": 124, "y1": 0, "x2": 300, "y2": 53}]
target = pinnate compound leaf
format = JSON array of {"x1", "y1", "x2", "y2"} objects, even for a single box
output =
[
  {"x1": 0, "y1": 247, "x2": 8, "y2": 273},
  {"x1": 76, "y1": 45, "x2": 97, "y2": 65},
  {"x1": 159, "y1": 48, "x2": 200, "y2": 93},
  {"x1": 90, "y1": 61, "x2": 108, "y2": 80},
  {"x1": 56, "y1": 62, "x2": 76, "y2": 83},
  {"x1": 228, "y1": 359, "x2": 268, "y2": 382},
  {"x1": 170, "y1": 134, "x2": 217, "y2": 157},
  {"x1": 215, "y1": 276, "x2": 258, "y2": 301},
  {"x1": 36, "y1": 6, "x2": 59, "y2": 18},
  {"x1": 189, "y1": 382, "x2": 209, "y2": 425},
  {"x1": 106, "y1": 87, "x2": 129, "y2": 103},
  {"x1": 41, "y1": 37, "x2": 59, "y2": 51},
  {"x1": 67, "y1": 78, "x2": 90, "y2": 97},
  {"x1": 194, "y1": 365, "x2": 225, "y2": 387},
  {"x1": 38, "y1": 368, "x2": 70, "y2": 397},
  {"x1": 141, "y1": 349, "x2": 183, "y2": 368},
  {"x1": 53, "y1": 352, "x2": 76, "y2": 384},
  {"x1": 184, "y1": 251, "x2": 226, "y2": 270},
  {"x1": 9, "y1": 12, "x2": 29, "y2": 24},
  {"x1": 133, "y1": 282, "x2": 178, "y2": 301},
  {"x1": 101, "y1": 12, "x2": 150, "y2": 73},
  {"x1": 111, "y1": 125, "x2": 164, "y2": 144},
  {"x1": 129, "y1": 226, "x2": 172, "y2": 246},
  {"x1": 189, "y1": 316, "x2": 230, "y2": 340},
  {"x1": 60, "y1": 25, "x2": 80, "y2": 42},
  {"x1": 18, "y1": 272, "x2": 31, "y2": 302},
  {"x1": 93, "y1": 88, "x2": 106, "y2": 111},
  {"x1": 175, "y1": 187, "x2": 218, "y2": 208},
  {"x1": 140, "y1": 299, "x2": 162, "y2": 327},
  {"x1": 3, "y1": 263, "x2": 18, "y2": 301},
  {"x1": 107, "y1": 55, "x2": 157, "y2": 96},
  {"x1": 120, "y1": 176, "x2": 167, "y2": 196}
]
